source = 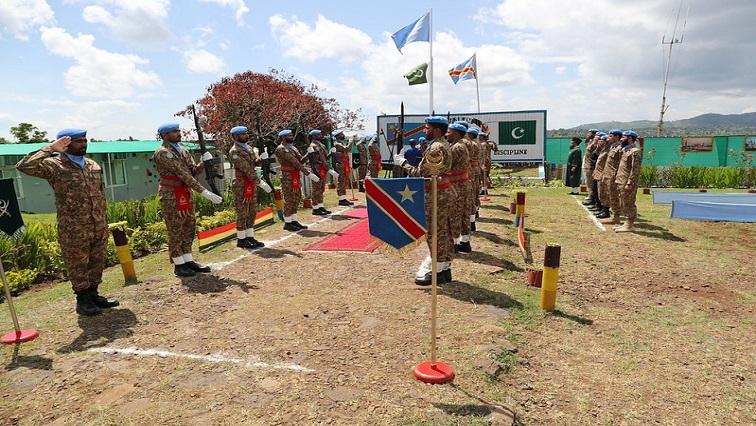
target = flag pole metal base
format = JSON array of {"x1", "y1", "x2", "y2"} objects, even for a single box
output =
[
  {"x1": 1, "y1": 329, "x2": 39, "y2": 345},
  {"x1": 414, "y1": 361, "x2": 455, "y2": 383}
]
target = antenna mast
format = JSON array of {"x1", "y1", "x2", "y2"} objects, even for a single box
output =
[{"x1": 657, "y1": 1, "x2": 688, "y2": 137}]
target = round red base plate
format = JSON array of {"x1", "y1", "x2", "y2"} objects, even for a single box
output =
[
  {"x1": 1, "y1": 329, "x2": 39, "y2": 344},
  {"x1": 480, "y1": 196, "x2": 491, "y2": 201},
  {"x1": 414, "y1": 361, "x2": 455, "y2": 383}
]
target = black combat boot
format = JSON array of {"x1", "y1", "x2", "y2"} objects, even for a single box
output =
[
  {"x1": 75, "y1": 290, "x2": 102, "y2": 316},
  {"x1": 185, "y1": 261, "x2": 211, "y2": 273},
  {"x1": 283, "y1": 222, "x2": 300, "y2": 231},
  {"x1": 338, "y1": 199, "x2": 351, "y2": 206},
  {"x1": 89, "y1": 285, "x2": 119, "y2": 309},
  {"x1": 291, "y1": 221, "x2": 308, "y2": 230},
  {"x1": 174, "y1": 264, "x2": 196, "y2": 277},
  {"x1": 359, "y1": 181, "x2": 365, "y2": 192},
  {"x1": 312, "y1": 208, "x2": 327, "y2": 216},
  {"x1": 319, "y1": 207, "x2": 332, "y2": 215},
  {"x1": 414, "y1": 270, "x2": 448, "y2": 286},
  {"x1": 246, "y1": 237, "x2": 264, "y2": 248},
  {"x1": 237, "y1": 238, "x2": 258, "y2": 249},
  {"x1": 470, "y1": 222, "x2": 476, "y2": 232},
  {"x1": 457, "y1": 241, "x2": 472, "y2": 252}
]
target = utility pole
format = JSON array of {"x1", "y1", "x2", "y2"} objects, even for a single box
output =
[{"x1": 657, "y1": 1, "x2": 688, "y2": 137}]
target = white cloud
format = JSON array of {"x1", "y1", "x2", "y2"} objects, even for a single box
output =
[
  {"x1": 0, "y1": 0, "x2": 55, "y2": 40},
  {"x1": 39, "y1": 26, "x2": 162, "y2": 98},
  {"x1": 200, "y1": 0, "x2": 249, "y2": 26},
  {"x1": 269, "y1": 14, "x2": 373, "y2": 63},
  {"x1": 80, "y1": 0, "x2": 172, "y2": 45},
  {"x1": 182, "y1": 49, "x2": 226, "y2": 74}
]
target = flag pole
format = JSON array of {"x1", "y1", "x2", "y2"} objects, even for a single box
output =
[
  {"x1": 1, "y1": 257, "x2": 39, "y2": 345},
  {"x1": 474, "y1": 53, "x2": 481, "y2": 114},
  {"x1": 428, "y1": 9, "x2": 434, "y2": 114}
]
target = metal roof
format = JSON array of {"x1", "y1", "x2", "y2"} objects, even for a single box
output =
[{"x1": 0, "y1": 140, "x2": 207, "y2": 155}]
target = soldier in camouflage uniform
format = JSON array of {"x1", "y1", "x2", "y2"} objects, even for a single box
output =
[
  {"x1": 356, "y1": 134, "x2": 369, "y2": 192},
  {"x1": 614, "y1": 131, "x2": 643, "y2": 232},
  {"x1": 308, "y1": 129, "x2": 337, "y2": 215},
  {"x1": 446, "y1": 122, "x2": 473, "y2": 253},
  {"x1": 368, "y1": 136, "x2": 382, "y2": 178},
  {"x1": 456, "y1": 123, "x2": 481, "y2": 232},
  {"x1": 466, "y1": 127, "x2": 483, "y2": 225},
  {"x1": 152, "y1": 123, "x2": 223, "y2": 277},
  {"x1": 600, "y1": 130, "x2": 625, "y2": 225},
  {"x1": 582, "y1": 129, "x2": 599, "y2": 204},
  {"x1": 275, "y1": 129, "x2": 320, "y2": 231},
  {"x1": 228, "y1": 126, "x2": 270, "y2": 249},
  {"x1": 16, "y1": 129, "x2": 119, "y2": 316},
  {"x1": 592, "y1": 134, "x2": 611, "y2": 218},
  {"x1": 332, "y1": 131, "x2": 355, "y2": 206},
  {"x1": 396, "y1": 116, "x2": 457, "y2": 286},
  {"x1": 480, "y1": 132, "x2": 494, "y2": 189}
]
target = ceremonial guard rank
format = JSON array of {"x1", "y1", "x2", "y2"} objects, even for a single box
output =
[
  {"x1": 614, "y1": 131, "x2": 643, "y2": 232},
  {"x1": 368, "y1": 136, "x2": 382, "y2": 178},
  {"x1": 308, "y1": 129, "x2": 336, "y2": 215},
  {"x1": 602, "y1": 130, "x2": 626, "y2": 225},
  {"x1": 275, "y1": 129, "x2": 320, "y2": 231},
  {"x1": 228, "y1": 126, "x2": 268, "y2": 249},
  {"x1": 332, "y1": 131, "x2": 355, "y2": 206},
  {"x1": 397, "y1": 116, "x2": 457, "y2": 286},
  {"x1": 446, "y1": 122, "x2": 473, "y2": 253},
  {"x1": 152, "y1": 122, "x2": 222, "y2": 277},
  {"x1": 16, "y1": 128, "x2": 119, "y2": 315},
  {"x1": 466, "y1": 126, "x2": 483, "y2": 226}
]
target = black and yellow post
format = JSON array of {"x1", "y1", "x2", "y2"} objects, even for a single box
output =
[
  {"x1": 539, "y1": 243, "x2": 561, "y2": 310},
  {"x1": 108, "y1": 221, "x2": 137, "y2": 284}
]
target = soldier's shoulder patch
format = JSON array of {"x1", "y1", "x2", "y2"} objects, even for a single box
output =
[
  {"x1": 166, "y1": 152, "x2": 174, "y2": 159},
  {"x1": 232, "y1": 154, "x2": 239, "y2": 159}
]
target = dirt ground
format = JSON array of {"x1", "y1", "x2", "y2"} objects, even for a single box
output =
[{"x1": 1, "y1": 186, "x2": 754, "y2": 425}]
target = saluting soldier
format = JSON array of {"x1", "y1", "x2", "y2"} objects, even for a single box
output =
[
  {"x1": 396, "y1": 116, "x2": 457, "y2": 286},
  {"x1": 566, "y1": 137, "x2": 583, "y2": 195},
  {"x1": 466, "y1": 126, "x2": 483, "y2": 226},
  {"x1": 17, "y1": 128, "x2": 119, "y2": 316},
  {"x1": 582, "y1": 129, "x2": 599, "y2": 205},
  {"x1": 459, "y1": 123, "x2": 481, "y2": 231},
  {"x1": 614, "y1": 131, "x2": 643, "y2": 232},
  {"x1": 275, "y1": 129, "x2": 320, "y2": 231},
  {"x1": 592, "y1": 133, "x2": 611, "y2": 218},
  {"x1": 446, "y1": 122, "x2": 473, "y2": 253},
  {"x1": 152, "y1": 123, "x2": 223, "y2": 277},
  {"x1": 601, "y1": 130, "x2": 625, "y2": 224},
  {"x1": 368, "y1": 135, "x2": 382, "y2": 178},
  {"x1": 332, "y1": 131, "x2": 355, "y2": 206},
  {"x1": 356, "y1": 134, "x2": 369, "y2": 192},
  {"x1": 308, "y1": 129, "x2": 337, "y2": 215},
  {"x1": 228, "y1": 126, "x2": 271, "y2": 249}
]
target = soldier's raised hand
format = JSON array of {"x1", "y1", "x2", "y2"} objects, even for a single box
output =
[{"x1": 50, "y1": 136, "x2": 71, "y2": 153}]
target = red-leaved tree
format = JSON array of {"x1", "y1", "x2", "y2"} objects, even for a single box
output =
[{"x1": 176, "y1": 69, "x2": 363, "y2": 152}]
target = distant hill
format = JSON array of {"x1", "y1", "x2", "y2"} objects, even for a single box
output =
[{"x1": 548, "y1": 112, "x2": 756, "y2": 138}]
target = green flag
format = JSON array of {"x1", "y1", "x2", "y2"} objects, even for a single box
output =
[
  {"x1": 499, "y1": 120, "x2": 537, "y2": 145},
  {"x1": 0, "y1": 178, "x2": 26, "y2": 240},
  {"x1": 404, "y1": 63, "x2": 428, "y2": 85}
]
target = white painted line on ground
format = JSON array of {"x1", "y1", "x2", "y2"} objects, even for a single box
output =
[
  {"x1": 210, "y1": 206, "x2": 354, "y2": 270},
  {"x1": 575, "y1": 197, "x2": 606, "y2": 231},
  {"x1": 88, "y1": 346, "x2": 315, "y2": 373}
]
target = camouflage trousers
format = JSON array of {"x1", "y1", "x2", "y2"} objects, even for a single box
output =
[
  {"x1": 358, "y1": 165, "x2": 367, "y2": 181},
  {"x1": 608, "y1": 179, "x2": 621, "y2": 213},
  {"x1": 368, "y1": 162, "x2": 380, "y2": 178},
  {"x1": 232, "y1": 182, "x2": 258, "y2": 230},
  {"x1": 58, "y1": 219, "x2": 108, "y2": 292},
  {"x1": 159, "y1": 186, "x2": 198, "y2": 259},
  {"x1": 468, "y1": 168, "x2": 482, "y2": 215},
  {"x1": 425, "y1": 185, "x2": 457, "y2": 263},
  {"x1": 310, "y1": 175, "x2": 326, "y2": 206},
  {"x1": 619, "y1": 185, "x2": 638, "y2": 220},
  {"x1": 280, "y1": 175, "x2": 301, "y2": 216},
  {"x1": 335, "y1": 163, "x2": 348, "y2": 196},
  {"x1": 598, "y1": 177, "x2": 610, "y2": 208},
  {"x1": 451, "y1": 180, "x2": 472, "y2": 238}
]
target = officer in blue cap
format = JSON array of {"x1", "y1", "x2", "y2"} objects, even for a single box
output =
[
  {"x1": 228, "y1": 125, "x2": 269, "y2": 249},
  {"x1": 355, "y1": 131, "x2": 369, "y2": 192},
  {"x1": 275, "y1": 129, "x2": 320, "y2": 231},
  {"x1": 394, "y1": 115, "x2": 456, "y2": 285},
  {"x1": 446, "y1": 121, "x2": 474, "y2": 253},
  {"x1": 307, "y1": 128, "x2": 337, "y2": 215},
  {"x1": 16, "y1": 128, "x2": 119, "y2": 315},
  {"x1": 613, "y1": 131, "x2": 642, "y2": 232},
  {"x1": 152, "y1": 122, "x2": 222, "y2": 277}
]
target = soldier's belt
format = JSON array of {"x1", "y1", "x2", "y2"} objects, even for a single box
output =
[
  {"x1": 470, "y1": 160, "x2": 480, "y2": 167},
  {"x1": 279, "y1": 163, "x2": 298, "y2": 173},
  {"x1": 424, "y1": 174, "x2": 453, "y2": 190},
  {"x1": 159, "y1": 174, "x2": 186, "y2": 187},
  {"x1": 448, "y1": 169, "x2": 470, "y2": 184}
]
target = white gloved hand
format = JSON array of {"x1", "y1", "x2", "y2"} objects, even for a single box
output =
[
  {"x1": 259, "y1": 181, "x2": 272, "y2": 193},
  {"x1": 252, "y1": 147, "x2": 259, "y2": 155},
  {"x1": 330, "y1": 147, "x2": 337, "y2": 154},
  {"x1": 307, "y1": 146, "x2": 315, "y2": 154},
  {"x1": 327, "y1": 169, "x2": 339, "y2": 178},
  {"x1": 308, "y1": 173, "x2": 321, "y2": 182},
  {"x1": 201, "y1": 189, "x2": 223, "y2": 204},
  {"x1": 201, "y1": 152, "x2": 213, "y2": 162},
  {"x1": 260, "y1": 150, "x2": 269, "y2": 160},
  {"x1": 393, "y1": 155, "x2": 406, "y2": 167}
]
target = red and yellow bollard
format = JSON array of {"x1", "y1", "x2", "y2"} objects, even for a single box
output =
[
  {"x1": 108, "y1": 221, "x2": 137, "y2": 284},
  {"x1": 539, "y1": 243, "x2": 561, "y2": 310},
  {"x1": 514, "y1": 191, "x2": 526, "y2": 228},
  {"x1": 273, "y1": 189, "x2": 284, "y2": 220}
]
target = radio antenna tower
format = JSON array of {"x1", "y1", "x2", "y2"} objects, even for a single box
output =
[{"x1": 657, "y1": 0, "x2": 689, "y2": 136}]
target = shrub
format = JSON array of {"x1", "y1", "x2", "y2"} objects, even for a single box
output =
[
  {"x1": 0, "y1": 268, "x2": 37, "y2": 300},
  {"x1": 639, "y1": 165, "x2": 661, "y2": 187}
]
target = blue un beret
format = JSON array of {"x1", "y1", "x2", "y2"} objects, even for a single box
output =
[
  {"x1": 623, "y1": 130, "x2": 638, "y2": 138},
  {"x1": 609, "y1": 129, "x2": 623, "y2": 136},
  {"x1": 308, "y1": 129, "x2": 321, "y2": 136},
  {"x1": 455, "y1": 120, "x2": 470, "y2": 129},
  {"x1": 467, "y1": 127, "x2": 480, "y2": 136},
  {"x1": 56, "y1": 128, "x2": 87, "y2": 139},
  {"x1": 333, "y1": 130, "x2": 344, "y2": 136},
  {"x1": 596, "y1": 132, "x2": 607, "y2": 137},
  {"x1": 448, "y1": 122, "x2": 467, "y2": 133},
  {"x1": 157, "y1": 123, "x2": 179, "y2": 134},
  {"x1": 278, "y1": 129, "x2": 292, "y2": 138},
  {"x1": 589, "y1": 128, "x2": 600, "y2": 133},
  {"x1": 418, "y1": 137, "x2": 426, "y2": 142},
  {"x1": 479, "y1": 132, "x2": 488, "y2": 138},
  {"x1": 230, "y1": 126, "x2": 248, "y2": 135},
  {"x1": 425, "y1": 116, "x2": 448, "y2": 125}
]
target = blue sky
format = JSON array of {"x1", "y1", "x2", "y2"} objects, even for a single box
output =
[{"x1": 1, "y1": 0, "x2": 754, "y2": 141}]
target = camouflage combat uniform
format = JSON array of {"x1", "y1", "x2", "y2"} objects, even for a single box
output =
[
  {"x1": 614, "y1": 145, "x2": 643, "y2": 221},
  {"x1": 356, "y1": 140, "x2": 368, "y2": 184},
  {"x1": 368, "y1": 140, "x2": 382, "y2": 178},
  {"x1": 603, "y1": 143, "x2": 625, "y2": 219},
  {"x1": 275, "y1": 142, "x2": 308, "y2": 217},
  {"x1": 16, "y1": 146, "x2": 108, "y2": 292},
  {"x1": 449, "y1": 138, "x2": 472, "y2": 240},
  {"x1": 333, "y1": 138, "x2": 354, "y2": 196},
  {"x1": 309, "y1": 139, "x2": 330, "y2": 207},
  {"x1": 151, "y1": 142, "x2": 207, "y2": 259},
  {"x1": 464, "y1": 135, "x2": 482, "y2": 222},
  {"x1": 402, "y1": 136, "x2": 457, "y2": 266},
  {"x1": 583, "y1": 140, "x2": 597, "y2": 196},
  {"x1": 227, "y1": 142, "x2": 260, "y2": 232},
  {"x1": 593, "y1": 143, "x2": 610, "y2": 206}
]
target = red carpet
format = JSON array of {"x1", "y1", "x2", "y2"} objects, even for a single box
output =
[
  {"x1": 342, "y1": 206, "x2": 368, "y2": 219},
  {"x1": 302, "y1": 217, "x2": 382, "y2": 253}
]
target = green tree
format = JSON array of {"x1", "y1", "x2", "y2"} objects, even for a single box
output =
[
  {"x1": 10, "y1": 123, "x2": 48, "y2": 143},
  {"x1": 0, "y1": 136, "x2": 10, "y2": 144}
]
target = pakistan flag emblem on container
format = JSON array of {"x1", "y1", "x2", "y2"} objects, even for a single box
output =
[{"x1": 499, "y1": 120, "x2": 537, "y2": 145}]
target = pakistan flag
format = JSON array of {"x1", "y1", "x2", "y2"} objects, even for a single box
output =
[{"x1": 499, "y1": 120, "x2": 537, "y2": 145}]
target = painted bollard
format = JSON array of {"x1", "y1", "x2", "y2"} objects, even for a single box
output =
[
  {"x1": 514, "y1": 191, "x2": 526, "y2": 227},
  {"x1": 539, "y1": 243, "x2": 561, "y2": 310},
  {"x1": 109, "y1": 222, "x2": 137, "y2": 284}
]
